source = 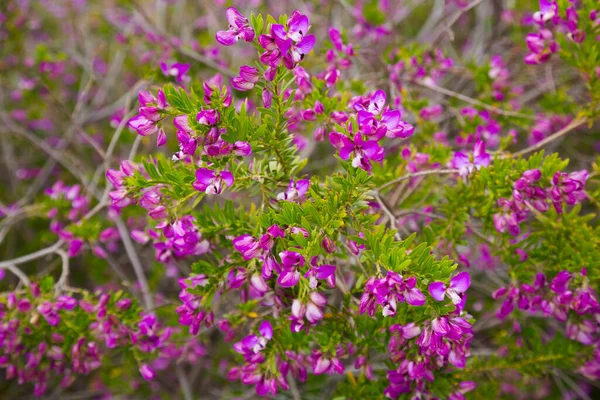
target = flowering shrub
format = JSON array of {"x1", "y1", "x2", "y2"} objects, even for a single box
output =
[{"x1": 1, "y1": 0, "x2": 600, "y2": 398}]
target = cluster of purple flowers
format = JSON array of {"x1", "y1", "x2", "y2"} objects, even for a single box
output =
[
  {"x1": 228, "y1": 320, "x2": 292, "y2": 396},
  {"x1": 107, "y1": 160, "x2": 142, "y2": 210},
  {"x1": 493, "y1": 169, "x2": 588, "y2": 236},
  {"x1": 456, "y1": 107, "x2": 514, "y2": 149},
  {"x1": 329, "y1": 90, "x2": 414, "y2": 172},
  {"x1": 524, "y1": 1, "x2": 588, "y2": 65},
  {"x1": 492, "y1": 269, "x2": 600, "y2": 379},
  {"x1": 385, "y1": 312, "x2": 474, "y2": 398},
  {"x1": 176, "y1": 274, "x2": 214, "y2": 336},
  {"x1": 127, "y1": 90, "x2": 168, "y2": 146},
  {"x1": 0, "y1": 284, "x2": 194, "y2": 395},
  {"x1": 359, "y1": 271, "x2": 426, "y2": 317},
  {"x1": 131, "y1": 215, "x2": 211, "y2": 274}
]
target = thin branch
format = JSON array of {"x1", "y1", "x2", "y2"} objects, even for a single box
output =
[
  {"x1": 413, "y1": 80, "x2": 536, "y2": 120},
  {"x1": 55, "y1": 249, "x2": 70, "y2": 292},
  {"x1": 0, "y1": 241, "x2": 63, "y2": 269},
  {"x1": 115, "y1": 217, "x2": 154, "y2": 310},
  {"x1": 372, "y1": 192, "x2": 402, "y2": 240},
  {"x1": 176, "y1": 365, "x2": 193, "y2": 400},
  {"x1": 2, "y1": 264, "x2": 31, "y2": 286},
  {"x1": 377, "y1": 169, "x2": 459, "y2": 192},
  {"x1": 432, "y1": 0, "x2": 486, "y2": 42},
  {"x1": 133, "y1": 1, "x2": 236, "y2": 77},
  {"x1": 509, "y1": 117, "x2": 588, "y2": 158}
]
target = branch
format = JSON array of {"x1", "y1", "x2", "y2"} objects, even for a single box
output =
[
  {"x1": 509, "y1": 117, "x2": 588, "y2": 158},
  {"x1": 55, "y1": 249, "x2": 70, "y2": 292},
  {"x1": 115, "y1": 217, "x2": 155, "y2": 310},
  {"x1": 176, "y1": 365, "x2": 193, "y2": 400},
  {"x1": 0, "y1": 241, "x2": 63, "y2": 269},
  {"x1": 377, "y1": 169, "x2": 459, "y2": 192},
  {"x1": 432, "y1": 0, "x2": 486, "y2": 42},
  {"x1": 2, "y1": 264, "x2": 31, "y2": 286},
  {"x1": 372, "y1": 191, "x2": 402, "y2": 240},
  {"x1": 133, "y1": 1, "x2": 236, "y2": 77},
  {"x1": 413, "y1": 80, "x2": 536, "y2": 120}
]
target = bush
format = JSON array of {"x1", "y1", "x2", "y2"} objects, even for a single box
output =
[{"x1": 0, "y1": 0, "x2": 599, "y2": 398}]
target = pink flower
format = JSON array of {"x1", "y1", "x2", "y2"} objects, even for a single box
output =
[
  {"x1": 277, "y1": 250, "x2": 305, "y2": 288},
  {"x1": 160, "y1": 62, "x2": 190, "y2": 83},
  {"x1": 429, "y1": 271, "x2": 471, "y2": 305},
  {"x1": 193, "y1": 168, "x2": 234, "y2": 194},
  {"x1": 451, "y1": 140, "x2": 490, "y2": 176},
  {"x1": 232, "y1": 66, "x2": 260, "y2": 91},
  {"x1": 329, "y1": 132, "x2": 384, "y2": 172},
  {"x1": 139, "y1": 364, "x2": 155, "y2": 380},
  {"x1": 304, "y1": 264, "x2": 336, "y2": 289},
  {"x1": 216, "y1": 7, "x2": 255, "y2": 46},
  {"x1": 277, "y1": 178, "x2": 309, "y2": 201}
]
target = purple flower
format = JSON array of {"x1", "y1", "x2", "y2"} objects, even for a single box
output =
[
  {"x1": 193, "y1": 168, "x2": 234, "y2": 194},
  {"x1": 390, "y1": 322, "x2": 422, "y2": 339},
  {"x1": 451, "y1": 140, "x2": 490, "y2": 176},
  {"x1": 360, "y1": 272, "x2": 426, "y2": 317},
  {"x1": 549, "y1": 170, "x2": 588, "y2": 213},
  {"x1": 233, "y1": 141, "x2": 252, "y2": 156},
  {"x1": 160, "y1": 62, "x2": 190, "y2": 83},
  {"x1": 139, "y1": 364, "x2": 155, "y2": 380},
  {"x1": 128, "y1": 114, "x2": 159, "y2": 137},
  {"x1": 233, "y1": 234, "x2": 263, "y2": 260},
  {"x1": 216, "y1": 7, "x2": 255, "y2": 46},
  {"x1": 354, "y1": 90, "x2": 386, "y2": 116},
  {"x1": 263, "y1": 11, "x2": 315, "y2": 70},
  {"x1": 549, "y1": 270, "x2": 571, "y2": 294},
  {"x1": 232, "y1": 66, "x2": 260, "y2": 91},
  {"x1": 329, "y1": 132, "x2": 384, "y2": 172},
  {"x1": 533, "y1": 0, "x2": 558, "y2": 24},
  {"x1": 196, "y1": 109, "x2": 220, "y2": 126},
  {"x1": 429, "y1": 271, "x2": 470, "y2": 305},
  {"x1": 312, "y1": 350, "x2": 344, "y2": 375},
  {"x1": 234, "y1": 320, "x2": 273, "y2": 357},
  {"x1": 277, "y1": 250, "x2": 305, "y2": 288},
  {"x1": 277, "y1": 178, "x2": 309, "y2": 201},
  {"x1": 305, "y1": 264, "x2": 336, "y2": 289}
]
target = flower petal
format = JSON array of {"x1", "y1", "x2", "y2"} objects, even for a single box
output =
[{"x1": 428, "y1": 281, "x2": 446, "y2": 301}]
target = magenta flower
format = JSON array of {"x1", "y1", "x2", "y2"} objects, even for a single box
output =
[
  {"x1": 196, "y1": 109, "x2": 220, "y2": 126},
  {"x1": 277, "y1": 250, "x2": 305, "y2": 288},
  {"x1": 264, "y1": 11, "x2": 315, "y2": 69},
  {"x1": 360, "y1": 272, "x2": 426, "y2": 318},
  {"x1": 277, "y1": 178, "x2": 309, "y2": 201},
  {"x1": 232, "y1": 66, "x2": 260, "y2": 91},
  {"x1": 215, "y1": 7, "x2": 255, "y2": 46},
  {"x1": 234, "y1": 320, "x2": 273, "y2": 357},
  {"x1": 429, "y1": 272, "x2": 470, "y2": 305},
  {"x1": 128, "y1": 114, "x2": 159, "y2": 137},
  {"x1": 354, "y1": 90, "x2": 414, "y2": 139},
  {"x1": 304, "y1": 264, "x2": 336, "y2": 289},
  {"x1": 549, "y1": 170, "x2": 588, "y2": 213},
  {"x1": 354, "y1": 90, "x2": 386, "y2": 115},
  {"x1": 193, "y1": 168, "x2": 234, "y2": 194},
  {"x1": 258, "y1": 224, "x2": 285, "y2": 251},
  {"x1": 233, "y1": 235, "x2": 262, "y2": 261},
  {"x1": 451, "y1": 140, "x2": 490, "y2": 176},
  {"x1": 524, "y1": 29, "x2": 557, "y2": 65},
  {"x1": 390, "y1": 322, "x2": 422, "y2": 339},
  {"x1": 160, "y1": 62, "x2": 190, "y2": 83},
  {"x1": 139, "y1": 364, "x2": 155, "y2": 380},
  {"x1": 533, "y1": 0, "x2": 558, "y2": 24},
  {"x1": 312, "y1": 350, "x2": 344, "y2": 375},
  {"x1": 329, "y1": 132, "x2": 384, "y2": 172}
]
